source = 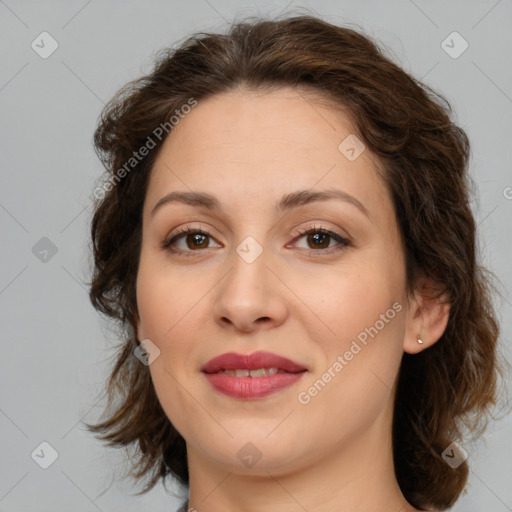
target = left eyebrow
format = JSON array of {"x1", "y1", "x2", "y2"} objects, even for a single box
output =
[
  {"x1": 276, "y1": 189, "x2": 370, "y2": 220},
  {"x1": 150, "y1": 188, "x2": 371, "y2": 222}
]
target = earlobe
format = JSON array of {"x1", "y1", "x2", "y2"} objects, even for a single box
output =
[{"x1": 403, "y1": 278, "x2": 451, "y2": 354}]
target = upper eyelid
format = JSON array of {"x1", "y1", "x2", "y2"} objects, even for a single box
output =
[
  {"x1": 166, "y1": 223, "x2": 346, "y2": 240},
  {"x1": 164, "y1": 224, "x2": 350, "y2": 251}
]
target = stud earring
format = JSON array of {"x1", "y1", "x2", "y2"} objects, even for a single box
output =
[{"x1": 417, "y1": 336, "x2": 424, "y2": 344}]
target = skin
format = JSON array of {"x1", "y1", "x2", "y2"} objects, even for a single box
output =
[{"x1": 135, "y1": 86, "x2": 450, "y2": 512}]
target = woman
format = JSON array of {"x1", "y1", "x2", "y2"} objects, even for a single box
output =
[{"x1": 86, "y1": 14, "x2": 502, "y2": 512}]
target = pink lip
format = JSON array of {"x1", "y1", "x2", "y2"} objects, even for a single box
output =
[
  {"x1": 201, "y1": 351, "x2": 308, "y2": 400},
  {"x1": 201, "y1": 351, "x2": 308, "y2": 373}
]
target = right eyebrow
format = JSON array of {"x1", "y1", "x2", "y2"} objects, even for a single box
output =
[{"x1": 151, "y1": 191, "x2": 220, "y2": 218}]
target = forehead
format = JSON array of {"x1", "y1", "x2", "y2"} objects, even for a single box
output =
[{"x1": 145, "y1": 86, "x2": 390, "y2": 219}]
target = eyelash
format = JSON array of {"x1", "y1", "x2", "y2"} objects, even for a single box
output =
[{"x1": 161, "y1": 224, "x2": 351, "y2": 258}]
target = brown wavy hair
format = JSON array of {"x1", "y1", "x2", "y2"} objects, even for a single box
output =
[{"x1": 85, "y1": 13, "x2": 504, "y2": 510}]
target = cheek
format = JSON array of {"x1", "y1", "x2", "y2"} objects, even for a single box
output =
[
  {"x1": 291, "y1": 256, "x2": 406, "y2": 414},
  {"x1": 135, "y1": 258, "x2": 211, "y2": 432},
  {"x1": 295, "y1": 296, "x2": 405, "y2": 452},
  {"x1": 136, "y1": 251, "x2": 209, "y2": 341},
  {"x1": 136, "y1": 267, "x2": 199, "y2": 373},
  {"x1": 292, "y1": 255, "x2": 404, "y2": 349},
  {"x1": 299, "y1": 280, "x2": 405, "y2": 401},
  {"x1": 136, "y1": 290, "x2": 197, "y2": 437}
]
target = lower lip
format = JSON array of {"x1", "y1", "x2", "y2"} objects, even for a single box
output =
[{"x1": 203, "y1": 371, "x2": 307, "y2": 399}]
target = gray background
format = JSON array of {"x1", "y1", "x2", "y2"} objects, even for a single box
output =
[{"x1": 1, "y1": 0, "x2": 511, "y2": 510}]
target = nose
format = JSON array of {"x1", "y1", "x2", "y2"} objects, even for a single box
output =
[{"x1": 213, "y1": 246, "x2": 288, "y2": 334}]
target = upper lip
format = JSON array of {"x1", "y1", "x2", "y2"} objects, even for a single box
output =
[{"x1": 201, "y1": 351, "x2": 308, "y2": 373}]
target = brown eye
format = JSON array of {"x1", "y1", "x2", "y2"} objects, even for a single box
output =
[
  {"x1": 305, "y1": 231, "x2": 331, "y2": 249},
  {"x1": 162, "y1": 227, "x2": 219, "y2": 254},
  {"x1": 183, "y1": 232, "x2": 209, "y2": 250},
  {"x1": 292, "y1": 226, "x2": 351, "y2": 255}
]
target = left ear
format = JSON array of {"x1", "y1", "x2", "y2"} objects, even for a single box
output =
[{"x1": 403, "y1": 275, "x2": 451, "y2": 354}]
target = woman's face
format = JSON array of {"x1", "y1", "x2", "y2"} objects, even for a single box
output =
[{"x1": 136, "y1": 87, "x2": 417, "y2": 476}]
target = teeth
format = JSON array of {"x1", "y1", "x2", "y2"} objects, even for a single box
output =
[
  {"x1": 223, "y1": 367, "x2": 280, "y2": 377},
  {"x1": 250, "y1": 367, "x2": 279, "y2": 377}
]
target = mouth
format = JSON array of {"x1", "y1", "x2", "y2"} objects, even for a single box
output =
[{"x1": 201, "y1": 351, "x2": 308, "y2": 399}]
